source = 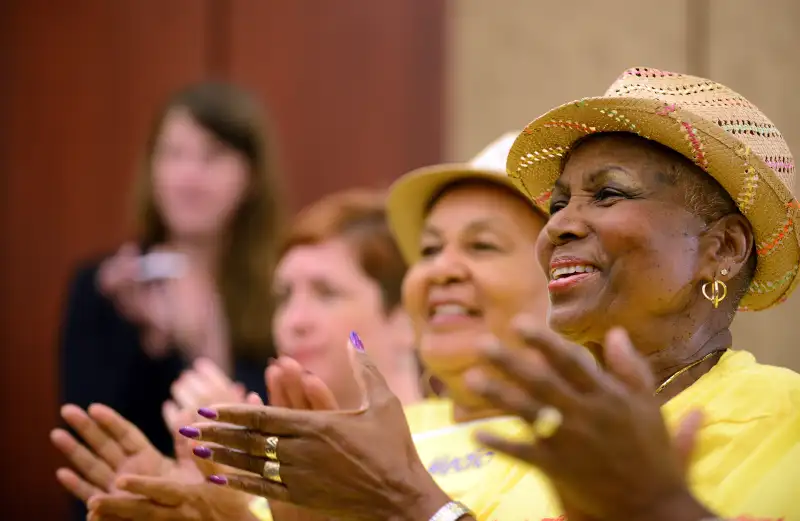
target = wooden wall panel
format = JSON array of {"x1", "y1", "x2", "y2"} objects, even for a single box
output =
[
  {"x1": 0, "y1": 1, "x2": 210, "y2": 517},
  {"x1": 447, "y1": 0, "x2": 690, "y2": 160},
  {"x1": 224, "y1": 0, "x2": 446, "y2": 211}
]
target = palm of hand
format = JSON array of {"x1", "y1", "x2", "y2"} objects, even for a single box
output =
[{"x1": 114, "y1": 447, "x2": 176, "y2": 488}]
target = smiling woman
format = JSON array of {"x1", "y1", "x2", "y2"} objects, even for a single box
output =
[
  {"x1": 270, "y1": 189, "x2": 421, "y2": 409},
  {"x1": 490, "y1": 67, "x2": 800, "y2": 519}
]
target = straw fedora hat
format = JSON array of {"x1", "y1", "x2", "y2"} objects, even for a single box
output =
[
  {"x1": 508, "y1": 67, "x2": 799, "y2": 311},
  {"x1": 388, "y1": 132, "x2": 531, "y2": 264}
]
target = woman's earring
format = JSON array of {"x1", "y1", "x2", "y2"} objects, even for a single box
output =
[{"x1": 702, "y1": 270, "x2": 728, "y2": 308}]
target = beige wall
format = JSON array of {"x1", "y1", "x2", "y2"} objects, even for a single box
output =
[{"x1": 446, "y1": 0, "x2": 800, "y2": 369}]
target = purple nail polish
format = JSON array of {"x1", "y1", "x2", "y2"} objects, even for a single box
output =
[
  {"x1": 208, "y1": 475, "x2": 228, "y2": 485},
  {"x1": 179, "y1": 426, "x2": 200, "y2": 439},
  {"x1": 193, "y1": 446, "x2": 212, "y2": 459},
  {"x1": 349, "y1": 331, "x2": 364, "y2": 352},
  {"x1": 197, "y1": 407, "x2": 218, "y2": 420}
]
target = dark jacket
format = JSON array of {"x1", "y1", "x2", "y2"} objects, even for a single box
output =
[{"x1": 60, "y1": 258, "x2": 269, "y2": 520}]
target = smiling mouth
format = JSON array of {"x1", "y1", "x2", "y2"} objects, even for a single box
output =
[
  {"x1": 429, "y1": 303, "x2": 481, "y2": 319},
  {"x1": 550, "y1": 264, "x2": 599, "y2": 281}
]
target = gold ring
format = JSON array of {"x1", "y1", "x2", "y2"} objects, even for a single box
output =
[
  {"x1": 262, "y1": 460, "x2": 282, "y2": 483},
  {"x1": 530, "y1": 406, "x2": 563, "y2": 439},
  {"x1": 265, "y1": 436, "x2": 279, "y2": 460}
]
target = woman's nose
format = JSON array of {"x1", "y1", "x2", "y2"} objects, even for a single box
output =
[
  {"x1": 544, "y1": 201, "x2": 590, "y2": 246},
  {"x1": 427, "y1": 247, "x2": 469, "y2": 285}
]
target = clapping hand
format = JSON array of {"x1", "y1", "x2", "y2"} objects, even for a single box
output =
[{"x1": 465, "y1": 320, "x2": 711, "y2": 521}]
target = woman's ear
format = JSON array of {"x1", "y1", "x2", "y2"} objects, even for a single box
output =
[{"x1": 698, "y1": 213, "x2": 754, "y2": 280}]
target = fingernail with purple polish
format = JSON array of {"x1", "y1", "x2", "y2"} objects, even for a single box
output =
[
  {"x1": 208, "y1": 475, "x2": 228, "y2": 486},
  {"x1": 349, "y1": 331, "x2": 364, "y2": 352},
  {"x1": 197, "y1": 407, "x2": 218, "y2": 420},
  {"x1": 179, "y1": 426, "x2": 200, "y2": 439},
  {"x1": 193, "y1": 446, "x2": 212, "y2": 459}
]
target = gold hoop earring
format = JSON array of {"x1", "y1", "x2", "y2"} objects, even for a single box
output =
[{"x1": 701, "y1": 278, "x2": 728, "y2": 308}]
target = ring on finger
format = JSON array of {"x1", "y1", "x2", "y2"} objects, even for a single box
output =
[
  {"x1": 264, "y1": 436, "x2": 279, "y2": 461},
  {"x1": 530, "y1": 406, "x2": 563, "y2": 439},
  {"x1": 262, "y1": 460, "x2": 283, "y2": 484}
]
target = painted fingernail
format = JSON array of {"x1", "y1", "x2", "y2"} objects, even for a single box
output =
[
  {"x1": 193, "y1": 446, "x2": 212, "y2": 459},
  {"x1": 349, "y1": 331, "x2": 364, "y2": 352},
  {"x1": 179, "y1": 426, "x2": 200, "y2": 439},
  {"x1": 198, "y1": 407, "x2": 218, "y2": 419},
  {"x1": 208, "y1": 475, "x2": 228, "y2": 485}
]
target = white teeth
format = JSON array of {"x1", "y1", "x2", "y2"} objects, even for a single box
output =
[
  {"x1": 551, "y1": 265, "x2": 597, "y2": 280},
  {"x1": 431, "y1": 304, "x2": 470, "y2": 317}
]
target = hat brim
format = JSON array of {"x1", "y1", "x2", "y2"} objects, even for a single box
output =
[
  {"x1": 387, "y1": 164, "x2": 523, "y2": 264},
  {"x1": 508, "y1": 96, "x2": 800, "y2": 311}
]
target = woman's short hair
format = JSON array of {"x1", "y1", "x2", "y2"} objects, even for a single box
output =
[
  {"x1": 279, "y1": 189, "x2": 407, "y2": 312},
  {"x1": 135, "y1": 81, "x2": 285, "y2": 363}
]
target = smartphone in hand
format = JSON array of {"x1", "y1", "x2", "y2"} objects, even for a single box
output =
[{"x1": 137, "y1": 252, "x2": 187, "y2": 282}]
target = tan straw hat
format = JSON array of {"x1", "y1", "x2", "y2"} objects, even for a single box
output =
[
  {"x1": 508, "y1": 67, "x2": 799, "y2": 311},
  {"x1": 388, "y1": 132, "x2": 528, "y2": 264}
]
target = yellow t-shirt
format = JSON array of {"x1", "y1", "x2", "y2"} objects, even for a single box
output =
[{"x1": 251, "y1": 349, "x2": 800, "y2": 521}]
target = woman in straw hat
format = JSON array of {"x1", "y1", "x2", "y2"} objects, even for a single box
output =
[
  {"x1": 465, "y1": 67, "x2": 800, "y2": 519},
  {"x1": 94, "y1": 70, "x2": 799, "y2": 520}
]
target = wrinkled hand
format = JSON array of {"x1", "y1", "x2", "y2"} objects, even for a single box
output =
[
  {"x1": 50, "y1": 404, "x2": 185, "y2": 502},
  {"x1": 87, "y1": 360, "x2": 336, "y2": 521},
  {"x1": 181, "y1": 335, "x2": 448, "y2": 521},
  {"x1": 82, "y1": 397, "x2": 261, "y2": 521},
  {"x1": 466, "y1": 320, "x2": 711, "y2": 521}
]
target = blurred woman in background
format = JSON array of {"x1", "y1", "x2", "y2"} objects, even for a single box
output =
[{"x1": 58, "y1": 81, "x2": 284, "y2": 486}]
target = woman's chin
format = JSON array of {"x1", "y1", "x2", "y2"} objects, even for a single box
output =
[{"x1": 547, "y1": 305, "x2": 594, "y2": 343}]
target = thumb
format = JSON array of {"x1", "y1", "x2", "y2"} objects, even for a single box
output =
[
  {"x1": 115, "y1": 475, "x2": 185, "y2": 507},
  {"x1": 603, "y1": 327, "x2": 655, "y2": 393},
  {"x1": 348, "y1": 331, "x2": 393, "y2": 409},
  {"x1": 674, "y1": 409, "x2": 704, "y2": 473}
]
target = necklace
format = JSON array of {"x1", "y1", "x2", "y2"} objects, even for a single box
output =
[{"x1": 654, "y1": 349, "x2": 726, "y2": 395}]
